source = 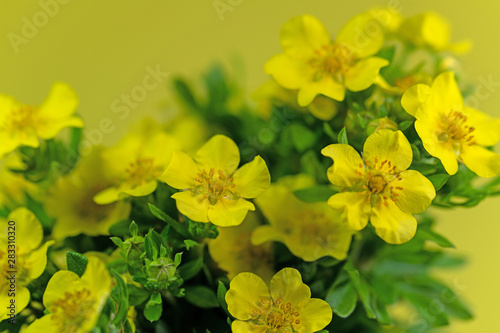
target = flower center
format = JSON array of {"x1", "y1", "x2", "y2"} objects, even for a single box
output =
[
  {"x1": 125, "y1": 158, "x2": 162, "y2": 186},
  {"x1": 0, "y1": 250, "x2": 29, "y2": 286},
  {"x1": 310, "y1": 43, "x2": 356, "y2": 82},
  {"x1": 254, "y1": 298, "x2": 300, "y2": 332},
  {"x1": 51, "y1": 288, "x2": 95, "y2": 333},
  {"x1": 194, "y1": 168, "x2": 236, "y2": 205},
  {"x1": 437, "y1": 110, "x2": 475, "y2": 151},
  {"x1": 6, "y1": 105, "x2": 37, "y2": 131},
  {"x1": 368, "y1": 175, "x2": 387, "y2": 194}
]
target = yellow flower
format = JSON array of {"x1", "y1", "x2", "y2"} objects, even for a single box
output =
[
  {"x1": 162, "y1": 135, "x2": 271, "y2": 227},
  {"x1": 0, "y1": 82, "x2": 83, "y2": 158},
  {"x1": 94, "y1": 123, "x2": 181, "y2": 204},
  {"x1": 226, "y1": 268, "x2": 332, "y2": 332},
  {"x1": 402, "y1": 71, "x2": 500, "y2": 177},
  {"x1": 0, "y1": 208, "x2": 54, "y2": 322},
  {"x1": 208, "y1": 212, "x2": 274, "y2": 283},
  {"x1": 0, "y1": 154, "x2": 39, "y2": 210},
  {"x1": 45, "y1": 147, "x2": 131, "y2": 239},
  {"x1": 252, "y1": 80, "x2": 338, "y2": 121},
  {"x1": 398, "y1": 12, "x2": 471, "y2": 53},
  {"x1": 321, "y1": 130, "x2": 436, "y2": 244},
  {"x1": 23, "y1": 257, "x2": 112, "y2": 333},
  {"x1": 265, "y1": 14, "x2": 389, "y2": 106},
  {"x1": 252, "y1": 175, "x2": 353, "y2": 261}
]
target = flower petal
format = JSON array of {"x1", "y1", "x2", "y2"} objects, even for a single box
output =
[
  {"x1": 265, "y1": 54, "x2": 312, "y2": 90},
  {"x1": 81, "y1": 257, "x2": 112, "y2": 314},
  {"x1": 465, "y1": 107, "x2": 500, "y2": 146},
  {"x1": 207, "y1": 198, "x2": 255, "y2": 227},
  {"x1": 172, "y1": 191, "x2": 210, "y2": 223},
  {"x1": 336, "y1": 13, "x2": 384, "y2": 58},
  {"x1": 460, "y1": 145, "x2": 500, "y2": 178},
  {"x1": 195, "y1": 135, "x2": 240, "y2": 174},
  {"x1": 297, "y1": 76, "x2": 345, "y2": 106},
  {"x1": 370, "y1": 199, "x2": 417, "y2": 244},
  {"x1": 232, "y1": 320, "x2": 266, "y2": 333},
  {"x1": 226, "y1": 272, "x2": 270, "y2": 321},
  {"x1": 401, "y1": 84, "x2": 432, "y2": 117},
  {"x1": 428, "y1": 71, "x2": 463, "y2": 111},
  {"x1": 25, "y1": 240, "x2": 54, "y2": 280},
  {"x1": 321, "y1": 144, "x2": 364, "y2": 187},
  {"x1": 280, "y1": 15, "x2": 331, "y2": 59},
  {"x1": 296, "y1": 298, "x2": 333, "y2": 333},
  {"x1": 344, "y1": 57, "x2": 389, "y2": 92},
  {"x1": 328, "y1": 192, "x2": 370, "y2": 230},
  {"x1": 251, "y1": 225, "x2": 286, "y2": 245},
  {"x1": 363, "y1": 130, "x2": 413, "y2": 173},
  {"x1": 270, "y1": 268, "x2": 310, "y2": 306},
  {"x1": 118, "y1": 180, "x2": 158, "y2": 198},
  {"x1": 9, "y1": 207, "x2": 42, "y2": 253},
  {"x1": 307, "y1": 95, "x2": 338, "y2": 120},
  {"x1": 162, "y1": 150, "x2": 199, "y2": 189},
  {"x1": 38, "y1": 82, "x2": 79, "y2": 118},
  {"x1": 0, "y1": 286, "x2": 30, "y2": 322},
  {"x1": 392, "y1": 170, "x2": 435, "y2": 213},
  {"x1": 22, "y1": 316, "x2": 59, "y2": 333},
  {"x1": 43, "y1": 271, "x2": 81, "y2": 309},
  {"x1": 232, "y1": 156, "x2": 271, "y2": 198}
]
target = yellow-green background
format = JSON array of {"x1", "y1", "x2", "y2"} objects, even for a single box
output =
[{"x1": 1, "y1": 1, "x2": 499, "y2": 332}]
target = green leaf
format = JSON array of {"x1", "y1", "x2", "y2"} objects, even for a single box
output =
[
  {"x1": 356, "y1": 113, "x2": 367, "y2": 129},
  {"x1": 323, "y1": 122, "x2": 336, "y2": 140},
  {"x1": 66, "y1": 251, "x2": 88, "y2": 277},
  {"x1": 378, "y1": 104, "x2": 388, "y2": 117},
  {"x1": 399, "y1": 120, "x2": 413, "y2": 131},
  {"x1": 344, "y1": 262, "x2": 375, "y2": 319},
  {"x1": 144, "y1": 291, "x2": 163, "y2": 322},
  {"x1": 293, "y1": 186, "x2": 338, "y2": 202},
  {"x1": 110, "y1": 270, "x2": 129, "y2": 325},
  {"x1": 338, "y1": 127, "x2": 348, "y2": 144},
  {"x1": 144, "y1": 235, "x2": 158, "y2": 260},
  {"x1": 184, "y1": 239, "x2": 199, "y2": 250},
  {"x1": 410, "y1": 144, "x2": 421, "y2": 161},
  {"x1": 289, "y1": 123, "x2": 317, "y2": 152},
  {"x1": 110, "y1": 237, "x2": 123, "y2": 248},
  {"x1": 217, "y1": 281, "x2": 230, "y2": 316},
  {"x1": 326, "y1": 279, "x2": 357, "y2": 318},
  {"x1": 428, "y1": 174, "x2": 449, "y2": 191},
  {"x1": 184, "y1": 285, "x2": 219, "y2": 309},
  {"x1": 127, "y1": 284, "x2": 151, "y2": 306},
  {"x1": 417, "y1": 228, "x2": 455, "y2": 248},
  {"x1": 173, "y1": 78, "x2": 199, "y2": 111},
  {"x1": 148, "y1": 203, "x2": 191, "y2": 238},
  {"x1": 372, "y1": 297, "x2": 392, "y2": 325},
  {"x1": 178, "y1": 257, "x2": 204, "y2": 281},
  {"x1": 129, "y1": 221, "x2": 139, "y2": 236}
]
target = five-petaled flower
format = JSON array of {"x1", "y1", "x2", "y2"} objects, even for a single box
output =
[
  {"x1": 265, "y1": 14, "x2": 389, "y2": 107},
  {"x1": 322, "y1": 130, "x2": 436, "y2": 244},
  {"x1": 0, "y1": 82, "x2": 83, "y2": 158},
  {"x1": 226, "y1": 268, "x2": 332, "y2": 333},
  {"x1": 162, "y1": 134, "x2": 271, "y2": 227},
  {"x1": 24, "y1": 257, "x2": 112, "y2": 333},
  {"x1": 402, "y1": 71, "x2": 500, "y2": 177}
]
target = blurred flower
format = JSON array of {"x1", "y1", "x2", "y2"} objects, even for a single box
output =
[
  {"x1": 45, "y1": 147, "x2": 131, "y2": 239},
  {"x1": 0, "y1": 208, "x2": 54, "y2": 321},
  {"x1": 0, "y1": 154, "x2": 39, "y2": 210},
  {"x1": 402, "y1": 71, "x2": 500, "y2": 177},
  {"x1": 208, "y1": 212, "x2": 274, "y2": 282},
  {"x1": 265, "y1": 14, "x2": 389, "y2": 106},
  {"x1": 94, "y1": 122, "x2": 181, "y2": 204},
  {"x1": 226, "y1": 268, "x2": 332, "y2": 332},
  {"x1": 23, "y1": 257, "x2": 111, "y2": 333},
  {"x1": 322, "y1": 130, "x2": 435, "y2": 244},
  {"x1": 398, "y1": 12, "x2": 471, "y2": 53},
  {"x1": 163, "y1": 135, "x2": 271, "y2": 227},
  {"x1": 0, "y1": 82, "x2": 83, "y2": 158},
  {"x1": 253, "y1": 175, "x2": 353, "y2": 261}
]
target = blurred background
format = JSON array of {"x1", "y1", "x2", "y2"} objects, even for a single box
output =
[{"x1": 1, "y1": 1, "x2": 499, "y2": 331}]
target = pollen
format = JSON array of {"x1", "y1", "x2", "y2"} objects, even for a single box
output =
[
  {"x1": 257, "y1": 297, "x2": 301, "y2": 332},
  {"x1": 309, "y1": 42, "x2": 356, "y2": 82},
  {"x1": 7, "y1": 105, "x2": 37, "y2": 131},
  {"x1": 194, "y1": 168, "x2": 236, "y2": 205},
  {"x1": 438, "y1": 110, "x2": 476, "y2": 148},
  {"x1": 125, "y1": 158, "x2": 162, "y2": 186}
]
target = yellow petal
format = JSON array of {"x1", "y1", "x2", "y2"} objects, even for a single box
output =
[
  {"x1": 270, "y1": 268, "x2": 310, "y2": 306},
  {"x1": 265, "y1": 54, "x2": 312, "y2": 90},
  {"x1": 297, "y1": 76, "x2": 345, "y2": 106},
  {"x1": 162, "y1": 150, "x2": 199, "y2": 189},
  {"x1": 119, "y1": 180, "x2": 158, "y2": 198},
  {"x1": 93, "y1": 187, "x2": 123, "y2": 205},
  {"x1": 36, "y1": 116, "x2": 84, "y2": 139},
  {"x1": 307, "y1": 95, "x2": 338, "y2": 121},
  {"x1": 370, "y1": 199, "x2": 417, "y2": 244},
  {"x1": 336, "y1": 13, "x2": 384, "y2": 58},
  {"x1": 25, "y1": 240, "x2": 55, "y2": 280},
  {"x1": 401, "y1": 84, "x2": 431, "y2": 117},
  {"x1": 226, "y1": 272, "x2": 270, "y2": 321},
  {"x1": 363, "y1": 130, "x2": 412, "y2": 173},
  {"x1": 321, "y1": 144, "x2": 364, "y2": 187},
  {"x1": 207, "y1": 198, "x2": 255, "y2": 227},
  {"x1": 195, "y1": 135, "x2": 240, "y2": 174},
  {"x1": 255, "y1": 185, "x2": 299, "y2": 230},
  {"x1": 172, "y1": 191, "x2": 210, "y2": 223},
  {"x1": 81, "y1": 257, "x2": 112, "y2": 313},
  {"x1": 297, "y1": 298, "x2": 333, "y2": 333},
  {"x1": 392, "y1": 170, "x2": 435, "y2": 213},
  {"x1": 9, "y1": 207, "x2": 42, "y2": 253},
  {"x1": 465, "y1": 107, "x2": 500, "y2": 146},
  {"x1": 0, "y1": 286, "x2": 30, "y2": 322},
  {"x1": 251, "y1": 225, "x2": 286, "y2": 245},
  {"x1": 344, "y1": 57, "x2": 389, "y2": 92},
  {"x1": 232, "y1": 320, "x2": 266, "y2": 333},
  {"x1": 232, "y1": 156, "x2": 271, "y2": 198},
  {"x1": 328, "y1": 192, "x2": 370, "y2": 230},
  {"x1": 38, "y1": 82, "x2": 79, "y2": 118},
  {"x1": 399, "y1": 12, "x2": 450, "y2": 50},
  {"x1": 428, "y1": 71, "x2": 463, "y2": 111},
  {"x1": 23, "y1": 316, "x2": 59, "y2": 333},
  {"x1": 43, "y1": 271, "x2": 81, "y2": 309},
  {"x1": 280, "y1": 15, "x2": 331, "y2": 59},
  {"x1": 460, "y1": 145, "x2": 500, "y2": 178}
]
